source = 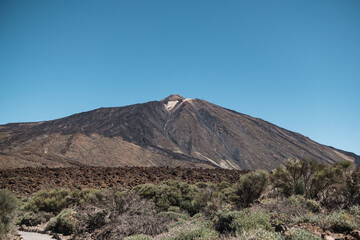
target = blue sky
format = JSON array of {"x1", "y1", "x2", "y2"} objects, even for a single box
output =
[{"x1": 0, "y1": 0, "x2": 359, "y2": 154}]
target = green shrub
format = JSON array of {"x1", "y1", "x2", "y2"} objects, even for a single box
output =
[
  {"x1": 134, "y1": 184, "x2": 158, "y2": 199},
  {"x1": 344, "y1": 166, "x2": 360, "y2": 206},
  {"x1": 214, "y1": 186, "x2": 238, "y2": 204},
  {"x1": 0, "y1": 189, "x2": 17, "y2": 239},
  {"x1": 293, "y1": 212, "x2": 322, "y2": 225},
  {"x1": 328, "y1": 210, "x2": 357, "y2": 232},
  {"x1": 238, "y1": 228, "x2": 283, "y2": 240},
  {"x1": 124, "y1": 234, "x2": 152, "y2": 240},
  {"x1": 236, "y1": 170, "x2": 269, "y2": 207},
  {"x1": 159, "y1": 211, "x2": 189, "y2": 221},
  {"x1": 24, "y1": 189, "x2": 70, "y2": 213},
  {"x1": 168, "y1": 206, "x2": 181, "y2": 213},
  {"x1": 289, "y1": 228, "x2": 321, "y2": 240},
  {"x1": 71, "y1": 189, "x2": 103, "y2": 205},
  {"x1": 349, "y1": 205, "x2": 360, "y2": 222},
  {"x1": 46, "y1": 209, "x2": 77, "y2": 235},
  {"x1": 18, "y1": 212, "x2": 39, "y2": 226},
  {"x1": 272, "y1": 159, "x2": 352, "y2": 202},
  {"x1": 173, "y1": 225, "x2": 218, "y2": 240},
  {"x1": 305, "y1": 199, "x2": 321, "y2": 213},
  {"x1": 216, "y1": 182, "x2": 232, "y2": 191},
  {"x1": 289, "y1": 195, "x2": 321, "y2": 212},
  {"x1": 153, "y1": 183, "x2": 182, "y2": 211},
  {"x1": 160, "y1": 218, "x2": 218, "y2": 240},
  {"x1": 145, "y1": 181, "x2": 205, "y2": 215},
  {"x1": 294, "y1": 178, "x2": 305, "y2": 195},
  {"x1": 214, "y1": 209, "x2": 272, "y2": 235},
  {"x1": 195, "y1": 182, "x2": 215, "y2": 190},
  {"x1": 136, "y1": 181, "x2": 214, "y2": 215},
  {"x1": 289, "y1": 195, "x2": 305, "y2": 207},
  {"x1": 293, "y1": 209, "x2": 358, "y2": 232},
  {"x1": 272, "y1": 159, "x2": 320, "y2": 197}
]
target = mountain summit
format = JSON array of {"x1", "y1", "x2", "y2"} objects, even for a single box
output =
[{"x1": 0, "y1": 95, "x2": 358, "y2": 169}]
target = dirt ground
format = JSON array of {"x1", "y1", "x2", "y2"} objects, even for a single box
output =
[{"x1": 0, "y1": 166, "x2": 249, "y2": 196}]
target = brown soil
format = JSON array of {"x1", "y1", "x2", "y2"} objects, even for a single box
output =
[{"x1": 0, "y1": 166, "x2": 249, "y2": 196}]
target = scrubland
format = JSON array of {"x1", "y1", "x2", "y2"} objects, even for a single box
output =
[{"x1": 1, "y1": 160, "x2": 360, "y2": 240}]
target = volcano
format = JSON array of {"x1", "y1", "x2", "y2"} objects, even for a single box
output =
[{"x1": 0, "y1": 95, "x2": 358, "y2": 170}]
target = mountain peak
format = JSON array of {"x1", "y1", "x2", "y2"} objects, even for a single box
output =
[{"x1": 161, "y1": 94, "x2": 185, "y2": 102}]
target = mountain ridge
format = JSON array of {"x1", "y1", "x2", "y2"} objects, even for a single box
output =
[{"x1": 0, "y1": 95, "x2": 358, "y2": 169}]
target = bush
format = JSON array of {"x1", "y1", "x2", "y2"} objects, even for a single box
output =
[
  {"x1": 344, "y1": 166, "x2": 360, "y2": 206},
  {"x1": 349, "y1": 205, "x2": 360, "y2": 222},
  {"x1": 111, "y1": 191, "x2": 155, "y2": 215},
  {"x1": 134, "y1": 184, "x2": 158, "y2": 199},
  {"x1": 124, "y1": 234, "x2": 152, "y2": 240},
  {"x1": 293, "y1": 213, "x2": 322, "y2": 225},
  {"x1": 235, "y1": 170, "x2": 269, "y2": 207},
  {"x1": 305, "y1": 199, "x2": 321, "y2": 213},
  {"x1": 137, "y1": 181, "x2": 205, "y2": 215},
  {"x1": 213, "y1": 184, "x2": 238, "y2": 204},
  {"x1": 96, "y1": 213, "x2": 171, "y2": 239},
  {"x1": 173, "y1": 224, "x2": 218, "y2": 240},
  {"x1": 24, "y1": 189, "x2": 70, "y2": 213},
  {"x1": 46, "y1": 208, "x2": 77, "y2": 235},
  {"x1": 271, "y1": 159, "x2": 351, "y2": 201},
  {"x1": 158, "y1": 217, "x2": 218, "y2": 240},
  {"x1": 0, "y1": 189, "x2": 17, "y2": 239},
  {"x1": 214, "y1": 209, "x2": 272, "y2": 235},
  {"x1": 238, "y1": 228, "x2": 283, "y2": 240},
  {"x1": 24, "y1": 188, "x2": 107, "y2": 214},
  {"x1": 168, "y1": 206, "x2": 181, "y2": 213},
  {"x1": 195, "y1": 182, "x2": 215, "y2": 190},
  {"x1": 289, "y1": 228, "x2": 321, "y2": 240},
  {"x1": 18, "y1": 212, "x2": 39, "y2": 226},
  {"x1": 272, "y1": 159, "x2": 320, "y2": 197},
  {"x1": 293, "y1": 208, "x2": 359, "y2": 233},
  {"x1": 328, "y1": 210, "x2": 357, "y2": 233},
  {"x1": 289, "y1": 195, "x2": 321, "y2": 212},
  {"x1": 159, "y1": 211, "x2": 189, "y2": 221},
  {"x1": 71, "y1": 189, "x2": 104, "y2": 205}
]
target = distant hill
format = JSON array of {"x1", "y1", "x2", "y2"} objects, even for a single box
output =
[{"x1": 0, "y1": 95, "x2": 358, "y2": 169}]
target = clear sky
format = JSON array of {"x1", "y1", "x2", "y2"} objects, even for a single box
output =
[{"x1": 1, "y1": 0, "x2": 359, "y2": 155}]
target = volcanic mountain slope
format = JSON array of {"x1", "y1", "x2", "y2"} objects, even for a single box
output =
[{"x1": 0, "y1": 95, "x2": 358, "y2": 170}]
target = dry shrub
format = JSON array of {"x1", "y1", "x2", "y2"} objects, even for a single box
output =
[
  {"x1": 96, "y1": 213, "x2": 171, "y2": 239},
  {"x1": 75, "y1": 191, "x2": 173, "y2": 239}
]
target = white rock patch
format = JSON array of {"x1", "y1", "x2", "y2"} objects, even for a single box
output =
[{"x1": 165, "y1": 100, "x2": 179, "y2": 111}]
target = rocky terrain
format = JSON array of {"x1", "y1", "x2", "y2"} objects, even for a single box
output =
[
  {"x1": 0, "y1": 166, "x2": 248, "y2": 196},
  {"x1": 0, "y1": 95, "x2": 358, "y2": 170}
]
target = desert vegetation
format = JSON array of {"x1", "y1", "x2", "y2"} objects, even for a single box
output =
[{"x1": 1, "y1": 159, "x2": 360, "y2": 239}]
